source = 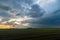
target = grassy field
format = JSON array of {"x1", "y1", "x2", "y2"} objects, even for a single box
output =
[{"x1": 0, "y1": 28, "x2": 60, "y2": 40}]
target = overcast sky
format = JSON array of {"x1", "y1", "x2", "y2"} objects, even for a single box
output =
[{"x1": 0, "y1": 0, "x2": 60, "y2": 28}]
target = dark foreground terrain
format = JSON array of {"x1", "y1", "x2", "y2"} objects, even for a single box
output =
[{"x1": 0, "y1": 28, "x2": 60, "y2": 40}]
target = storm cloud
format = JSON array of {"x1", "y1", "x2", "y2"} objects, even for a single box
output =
[
  {"x1": 27, "y1": 10, "x2": 60, "y2": 28},
  {"x1": 0, "y1": 0, "x2": 60, "y2": 28},
  {"x1": 27, "y1": 4, "x2": 45, "y2": 18}
]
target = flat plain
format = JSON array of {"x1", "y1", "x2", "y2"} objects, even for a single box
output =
[{"x1": 0, "y1": 28, "x2": 60, "y2": 40}]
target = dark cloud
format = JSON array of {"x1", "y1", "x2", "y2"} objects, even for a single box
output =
[
  {"x1": 0, "y1": 12, "x2": 11, "y2": 18},
  {"x1": 0, "y1": 0, "x2": 34, "y2": 20},
  {"x1": 0, "y1": 4, "x2": 12, "y2": 18},
  {"x1": 0, "y1": 4, "x2": 11, "y2": 11},
  {"x1": 27, "y1": 10, "x2": 60, "y2": 28},
  {"x1": 11, "y1": 0, "x2": 34, "y2": 17},
  {"x1": 41, "y1": 10, "x2": 60, "y2": 27},
  {"x1": 19, "y1": 0, "x2": 33, "y2": 5},
  {"x1": 27, "y1": 4, "x2": 45, "y2": 18},
  {"x1": 0, "y1": 0, "x2": 34, "y2": 19}
]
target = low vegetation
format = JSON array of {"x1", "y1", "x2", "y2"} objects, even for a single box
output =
[{"x1": 0, "y1": 28, "x2": 60, "y2": 40}]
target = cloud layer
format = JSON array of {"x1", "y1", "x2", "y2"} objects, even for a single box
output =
[{"x1": 0, "y1": 0, "x2": 60, "y2": 28}]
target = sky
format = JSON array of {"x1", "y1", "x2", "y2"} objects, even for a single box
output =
[{"x1": 0, "y1": 0, "x2": 60, "y2": 28}]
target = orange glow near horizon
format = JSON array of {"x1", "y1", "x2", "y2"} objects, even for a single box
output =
[{"x1": 0, "y1": 25, "x2": 14, "y2": 29}]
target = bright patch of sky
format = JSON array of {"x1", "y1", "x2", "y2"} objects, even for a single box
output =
[{"x1": 35, "y1": 0, "x2": 59, "y2": 13}]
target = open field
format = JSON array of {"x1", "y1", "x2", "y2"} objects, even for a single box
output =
[{"x1": 0, "y1": 28, "x2": 60, "y2": 40}]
